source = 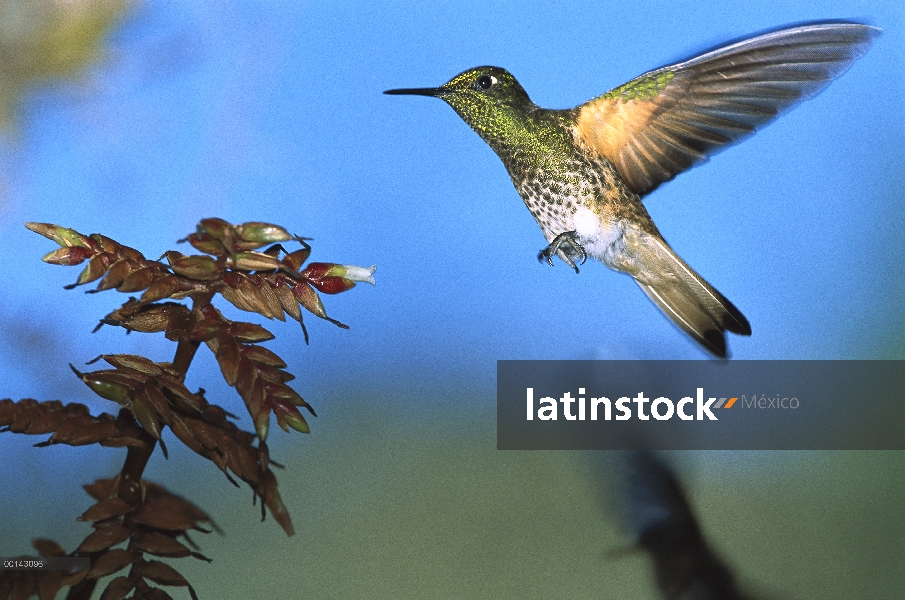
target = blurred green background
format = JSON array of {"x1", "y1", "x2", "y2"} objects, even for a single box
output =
[{"x1": 4, "y1": 397, "x2": 904, "y2": 598}]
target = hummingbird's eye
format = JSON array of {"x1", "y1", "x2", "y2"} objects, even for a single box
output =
[{"x1": 476, "y1": 75, "x2": 496, "y2": 90}]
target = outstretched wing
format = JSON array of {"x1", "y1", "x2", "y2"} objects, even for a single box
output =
[{"x1": 574, "y1": 23, "x2": 880, "y2": 196}]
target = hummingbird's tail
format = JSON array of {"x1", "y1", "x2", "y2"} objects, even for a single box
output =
[{"x1": 633, "y1": 236, "x2": 750, "y2": 358}]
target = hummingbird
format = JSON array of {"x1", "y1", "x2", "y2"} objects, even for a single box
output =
[
  {"x1": 385, "y1": 23, "x2": 879, "y2": 357},
  {"x1": 616, "y1": 451, "x2": 754, "y2": 600}
]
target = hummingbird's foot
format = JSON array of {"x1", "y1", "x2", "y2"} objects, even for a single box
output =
[{"x1": 538, "y1": 231, "x2": 586, "y2": 274}]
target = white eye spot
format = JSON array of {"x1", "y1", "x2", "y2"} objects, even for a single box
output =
[{"x1": 476, "y1": 74, "x2": 499, "y2": 90}]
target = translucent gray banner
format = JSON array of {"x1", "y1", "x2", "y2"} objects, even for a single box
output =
[{"x1": 497, "y1": 361, "x2": 905, "y2": 450}]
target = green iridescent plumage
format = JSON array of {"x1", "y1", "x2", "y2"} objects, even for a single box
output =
[
  {"x1": 600, "y1": 71, "x2": 676, "y2": 102},
  {"x1": 424, "y1": 68, "x2": 577, "y2": 173}
]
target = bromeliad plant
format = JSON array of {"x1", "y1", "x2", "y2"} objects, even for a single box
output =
[{"x1": 0, "y1": 219, "x2": 374, "y2": 600}]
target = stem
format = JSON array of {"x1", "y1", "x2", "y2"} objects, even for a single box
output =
[
  {"x1": 171, "y1": 291, "x2": 215, "y2": 381},
  {"x1": 171, "y1": 336, "x2": 202, "y2": 382},
  {"x1": 117, "y1": 418, "x2": 157, "y2": 505},
  {"x1": 69, "y1": 293, "x2": 215, "y2": 599},
  {"x1": 66, "y1": 413, "x2": 155, "y2": 600}
]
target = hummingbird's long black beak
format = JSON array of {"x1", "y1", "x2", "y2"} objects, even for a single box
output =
[{"x1": 383, "y1": 87, "x2": 447, "y2": 97}]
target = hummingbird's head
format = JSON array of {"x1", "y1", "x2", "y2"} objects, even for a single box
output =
[{"x1": 385, "y1": 66, "x2": 539, "y2": 150}]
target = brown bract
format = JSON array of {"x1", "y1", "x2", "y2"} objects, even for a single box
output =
[{"x1": 1, "y1": 219, "x2": 373, "y2": 598}]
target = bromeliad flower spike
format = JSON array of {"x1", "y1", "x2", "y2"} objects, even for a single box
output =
[
  {"x1": 0, "y1": 219, "x2": 374, "y2": 600},
  {"x1": 386, "y1": 23, "x2": 879, "y2": 358}
]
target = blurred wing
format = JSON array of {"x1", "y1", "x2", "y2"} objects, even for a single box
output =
[
  {"x1": 620, "y1": 451, "x2": 751, "y2": 600},
  {"x1": 574, "y1": 23, "x2": 880, "y2": 195},
  {"x1": 620, "y1": 452, "x2": 707, "y2": 555}
]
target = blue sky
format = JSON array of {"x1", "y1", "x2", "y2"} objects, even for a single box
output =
[
  {"x1": 1, "y1": 0, "x2": 903, "y2": 375},
  {"x1": 1, "y1": 1, "x2": 903, "y2": 597}
]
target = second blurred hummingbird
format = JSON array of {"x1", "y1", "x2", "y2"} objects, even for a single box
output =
[
  {"x1": 616, "y1": 451, "x2": 756, "y2": 600},
  {"x1": 386, "y1": 23, "x2": 878, "y2": 357}
]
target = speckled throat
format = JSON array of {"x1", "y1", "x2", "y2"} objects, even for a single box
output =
[{"x1": 502, "y1": 141, "x2": 659, "y2": 244}]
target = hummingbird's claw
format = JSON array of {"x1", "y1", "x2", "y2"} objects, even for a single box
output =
[{"x1": 538, "y1": 230, "x2": 586, "y2": 274}]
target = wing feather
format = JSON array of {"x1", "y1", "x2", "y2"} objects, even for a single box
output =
[{"x1": 574, "y1": 23, "x2": 880, "y2": 195}]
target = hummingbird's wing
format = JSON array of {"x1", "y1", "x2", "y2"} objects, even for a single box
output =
[
  {"x1": 619, "y1": 451, "x2": 752, "y2": 600},
  {"x1": 573, "y1": 23, "x2": 880, "y2": 196}
]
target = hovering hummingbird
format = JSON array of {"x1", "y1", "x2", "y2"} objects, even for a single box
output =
[
  {"x1": 616, "y1": 451, "x2": 754, "y2": 600},
  {"x1": 386, "y1": 23, "x2": 879, "y2": 357}
]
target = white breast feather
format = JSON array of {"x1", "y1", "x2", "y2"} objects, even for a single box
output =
[{"x1": 571, "y1": 205, "x2": 624, "y2": 266}]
